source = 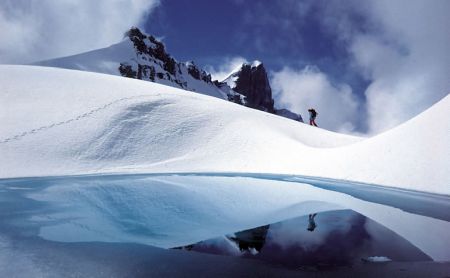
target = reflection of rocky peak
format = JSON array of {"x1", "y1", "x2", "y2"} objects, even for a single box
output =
[{"x1": 227, "y1": 224, "x2": 270, "y2": 252}]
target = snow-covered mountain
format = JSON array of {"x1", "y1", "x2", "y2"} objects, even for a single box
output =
[
  {"x1": 221, "y1": 60, "x2": 273, "y2": 111},
  {"x1": 220, "y1": 61, "x2": 303, "y2": 121},
  {"x1": 36, "y1": 27, "x2": 226, "y2": 99},
  {"x1": 1, "y1": 65, "x2": 449, "y2": 194},
  {"x1": 36, "y1": 27, "x2": 303, "y2": 122}
]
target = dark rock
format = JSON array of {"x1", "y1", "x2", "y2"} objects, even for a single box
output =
[
  {"x1": 187, "y1": 62, "x2": 212, "y2": 83},
  {"x1": 232, "y1": 63, "x2": 275, "y2": 113},
  {"x1": 123, "y1": 27, "x2": 177, "y2": 77},
  {"x1": 118, "y1": 27, "x2": 303, "y2": 122},
  {"x1": 227, "y1": 225, "x2": 270, "y2": 252},
  {"x1": 227, "y1": 93, "x2": 244, "y2": 105},
  {"x1": 118, "y1": 63, "x2": 136, "y2": 78},
  {"x1": 187, "y1": 63, "x2": 201, "y2": 80},
  {"x1": 126, "y1": 27, "x2": 146, "y2": 54},
  {"x1": 148, "y1": 66, "x2": 156, "y2": 81},
  {"x1": 202, "y1": 73, "x2": 212, "y2": 83},
  {"x1": 213, "y1": 80, "x2": 224, "y2": 87},
  {"x1": 137, "y1": 64, "x2": 143, "y2": 79},
  {"x1": 163, "y1": 57, "x2": 176, "y2": 75}
]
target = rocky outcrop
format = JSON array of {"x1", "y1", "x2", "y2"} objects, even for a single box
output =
[
  {"x1": 221, "y1": 62, "x2": 303, "y2": 122},
  {"x1": 119, "y1": 27, "x2": 303, "y2": 123},
  {"x1": 227, "y1": 224, "x2": 270, "y2": 252},
  {"x1": 126, "y1": 27, "x2": 176, "y2": 76},
  {"x1": 119, "y1": 27, "x2": 212, "y2": 91},
  {"x1": 187, "y1": 62, "x2": 212, "y2": 83},
  {"x1": 224, "y1": 62, "x2": 275, "y2": 113}
]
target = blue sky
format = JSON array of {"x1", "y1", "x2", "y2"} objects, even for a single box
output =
[
  {"x1": 0, "y1": 0, "x2": 448, "y2": 134},
  {"x1": 143, "y1": 0, "x2": 366, "y2": 82},
  {"x1": 143, "y1": 0, "x2": 374, "y2": 131},
  {"x1": 141, "y1": 0, "x2": 450, "y2": 134}
]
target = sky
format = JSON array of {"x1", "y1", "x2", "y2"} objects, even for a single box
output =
[{"x1": 0, "y1": 0, "x2": 449, "y2": 134}]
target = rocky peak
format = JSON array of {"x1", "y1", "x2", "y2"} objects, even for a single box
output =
[
  {"x1": 223, "y1": 61, "x2": 274, "y2": 113},
  {"x1": 118, "y1": 27, "x2": 302, "y2": 122},
  {"x1": 120, "y1": 27, "x2": 176, "y2": 78},
  {"x1": 221, "y1": 62, "x2": 303, "y2": 122},
  {"x1": 186, "y1": 61, "x2": 212, "y2": 83},
  {"x1": 119, "y1": 27, "x2": 210, "y2": 89}
]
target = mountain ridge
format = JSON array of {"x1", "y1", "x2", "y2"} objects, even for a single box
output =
[{"x1": 36, "y1": 27, "x2": 303, "y2": 122}]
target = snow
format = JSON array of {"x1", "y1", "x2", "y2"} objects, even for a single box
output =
[
  {"x1": 222, "y1": 75, "x2": 239, "y2": 89},
  {"x1": 35, "y1": 38, "x2": 228, "y2": 100},
  {"x1": 221, "y1": 69, "x2": 240, "y2": 89},
  {"x1": 36, "y1": 39, "x2": 136, "y2": 76},
  {"x1": 221, "y1": 60, "x2": 262, "y2": 88},
  {"x1": 1, "y1": 64, "x2": 449, "y2": 270},
  {"x1": 364, "y1": 256, "x2": 392, "y2": 263},
  {"x1": 251, "y1": 60, "x2": 262, "y2": 67},
  {"x1": 0, "y1": 65, "x2": 449, "y2": 195}
]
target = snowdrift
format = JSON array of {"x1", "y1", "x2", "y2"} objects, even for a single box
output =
[{"x1": 0, "y1": 65, "x2": 449, "y2": 194}]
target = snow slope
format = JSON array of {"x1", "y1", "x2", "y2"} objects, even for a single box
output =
[
  {"x1": 36, "y1": 39, "x2": 136, "y2": 76},
  {"x1": 35, "y1": 36, "x2": 227, "y2": 100},
  {"x1": 35, "y1": 28, "x2": 302, "y2": 122},
  {"x1": 1, "y1": 65, "x2": 449, "y2": 194}
]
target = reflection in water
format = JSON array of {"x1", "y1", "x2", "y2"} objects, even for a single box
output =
[
  {"x1": 228, "y1": 225, "x2": 270, "y2": 253},
  {"x1": 307, "y1": 213, "x2": 317, "y2": 232},
  {"x1": 175, "y1": 210, "x2": 431, "y2": 269}
]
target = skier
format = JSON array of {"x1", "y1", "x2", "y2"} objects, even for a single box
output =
[
  {"x1": 308, "y1": 108, "x2": 318, "y2": 127},
  {"x1": 307, "y1": 213, "x2": 317, "y2": 232}
]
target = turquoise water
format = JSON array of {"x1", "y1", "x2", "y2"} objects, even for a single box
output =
[{"x1": 0, "y1": 173, "x2": 449, "y2": 276}]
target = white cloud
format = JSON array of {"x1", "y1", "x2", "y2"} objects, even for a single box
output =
[
  {"x1": 271, "y1": 66, "x2": 359, "y2": 133},
  {"x1": 0, "y1": 0, "x2": 160, "y2": 64},
  {"x1": 262, "y1": 0, "x2": 449, "y2": 134},
  {"x1": 321, "y1": 0, "x2": 450, "y2": 134},
  {"x1": 355, "y1": 1, "x2": 450, "y2": 134},
  {"x1": 206, "y1": 56, "x2": 248, "y2": 81}
]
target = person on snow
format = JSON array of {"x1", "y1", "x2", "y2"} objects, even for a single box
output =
[{"x1": 308, "y1": 108, "x2": 318, "y2": 127}]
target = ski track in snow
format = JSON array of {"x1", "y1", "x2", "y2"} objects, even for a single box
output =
[{"x1": 0, "y1": 95, "x2": 148, "y2": 144}]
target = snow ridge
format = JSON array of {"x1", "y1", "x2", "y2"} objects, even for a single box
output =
[{"x1": 1, "y1": 65, "x2": 448, "y2": 195}]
